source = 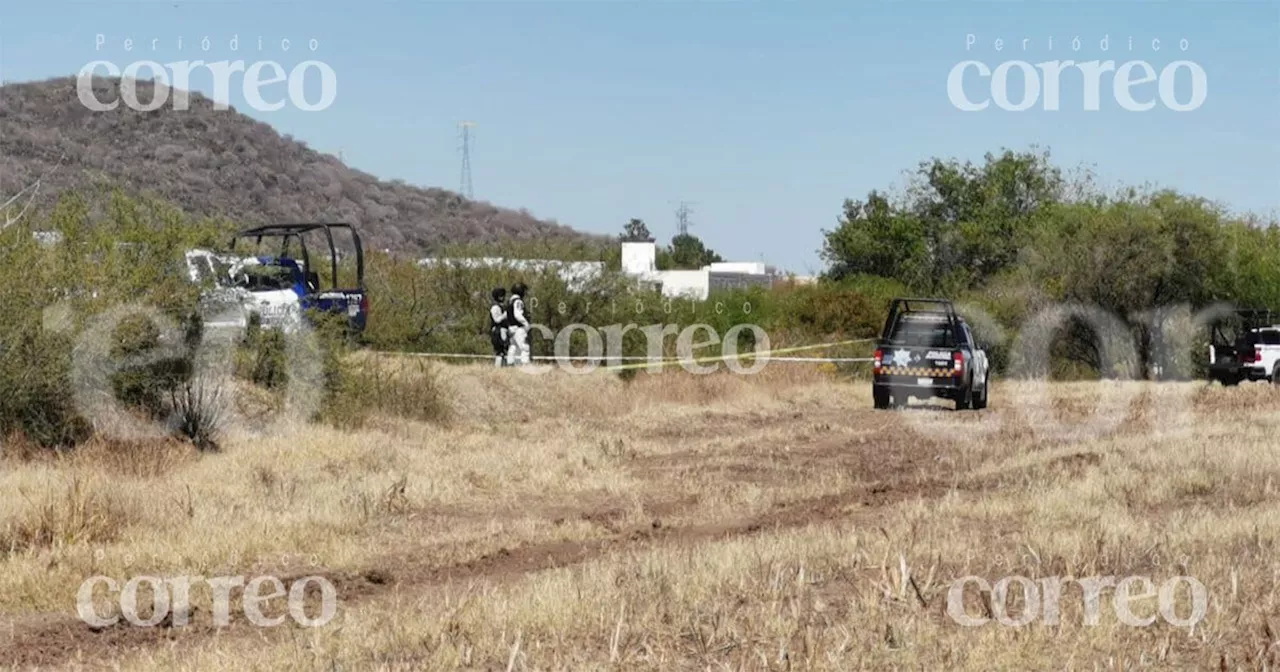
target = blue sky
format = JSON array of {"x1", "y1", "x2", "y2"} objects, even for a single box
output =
[{"x1": 2, "y1": 0, "x2": 1278, "y2": 273}]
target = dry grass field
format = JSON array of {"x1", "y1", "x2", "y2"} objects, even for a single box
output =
[{"x1": 3, "y1": 361, "x2": 1280, "y2": 670}]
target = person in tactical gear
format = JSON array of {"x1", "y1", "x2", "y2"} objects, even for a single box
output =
[
  {"x1": 489, "y1": 287, "x2": 508, "y2": 367},
  {"x1": 505, "y1": 281, "x2": 531, "y2": 366}
]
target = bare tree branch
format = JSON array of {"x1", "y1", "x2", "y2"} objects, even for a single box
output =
[
  {"x1": 0, "y1": 178, "x2": 39, "y2": 212},
  {"x1": 1, "y1": 150, "x2": 67, "y2": 231}
]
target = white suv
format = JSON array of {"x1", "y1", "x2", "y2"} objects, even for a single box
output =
[{"x1": 1209, "y1": 326, "x2": 1280, "y2": 385}]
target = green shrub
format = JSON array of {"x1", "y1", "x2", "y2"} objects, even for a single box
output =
[
  {"x1": 0, "y1": 189, "x2": 230, "y2": 449},
  {"x1": 108, "y1": 313, "x2": 194, "y2": 417},
  {"x1": 0, "y1": 327, "x2": 91, "y2": 447},
  {"x1": 234, "y1": 316, "x2": 290, "y2": 390},
  {"x1": 322, "y1": 358, "x2": 449, "y2": 430}
]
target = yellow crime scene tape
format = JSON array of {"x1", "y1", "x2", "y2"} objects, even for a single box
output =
[
  {"x1": 371, "y1": 337, "x2": 878, "y2": 370},
  {"x1": 600, "y1": 338, "x2": 877, "y2": 372}
]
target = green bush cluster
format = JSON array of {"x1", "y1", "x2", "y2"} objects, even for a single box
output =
[
  {"x1": 820, "y1": 148, "x2": 1280, "y2": 379},
  {"x1": 0, "y1": 189, "x2": 231, "y2": 447}
]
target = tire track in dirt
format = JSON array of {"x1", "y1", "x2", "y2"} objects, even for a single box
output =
[
  {"x1": 2, "y1": 410, "x2": 982, "y2": 669},
  {"x1": 2, "y1": 484, "x2": 981, "y2": 669}
]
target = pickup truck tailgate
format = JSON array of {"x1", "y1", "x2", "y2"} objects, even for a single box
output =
[{"x1": 878, "y1": 348, "x2": 956, "y2": 383}]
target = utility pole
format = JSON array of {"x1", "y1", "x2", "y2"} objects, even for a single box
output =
[
  {"x1": 671, "y1": 200, "x2": 697, "y2": 236},
  {"x1": 459, "y1": 121, "x2": 476, "y2": 199}
]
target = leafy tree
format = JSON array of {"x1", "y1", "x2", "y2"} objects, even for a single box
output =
[
  {"x1": 906, "y1": 148, "x2": 1063, "y2": 289},
  {"x1": 820, "y1": 190, "x2": 928, "y2": 287},
  {"x1": 821, "y1": 148, "x2": 1065, "y2": 293},
  {"x1": 620, "y1": 218, "x2": 653, "y2": 242},
  {"x1": 667, "y1": 233, "x2": 723, "y2": 269},
  {"x1": 822, "y1": 146, "x2": 1280, "y2": 379}
]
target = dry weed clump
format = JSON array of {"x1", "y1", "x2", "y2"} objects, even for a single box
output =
[
  {"x1": 0, "y1": 473, "x2": 136, "y2": 556},
  {"x1": 3, "y1": 433, "x2": 200, "y2": 477},
  {"x1": 624, "y1": 360, "x2": 832, "y2": 406},
  {"x1": 0, "y1": 432, "x2": 48, "y2": 463},
  {"x1": 324, "y1": 357, "x2": 451, "y2": 430},
  {"x1": 69, "y1": 436, "x2": 198, "y2": 478},
  {"x1": 427, "y1": 362, "x2": 630, "y2": 424},
  {"x1": 168, "y1": 375, "x2": 230, "y2": 452}
]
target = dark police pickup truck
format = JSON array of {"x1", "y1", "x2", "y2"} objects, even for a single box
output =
[{"x1": 872, "y1": 298, "x2": 990, "y2": 411}]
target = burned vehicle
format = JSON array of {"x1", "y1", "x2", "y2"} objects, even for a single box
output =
[{"x1": 186, "y1": 223, "x2": 368, "y2": 335}]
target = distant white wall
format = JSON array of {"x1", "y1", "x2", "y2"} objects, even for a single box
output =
[
  {"x1": 557, "y1": 261, "x2": 607, "y2": 290},
  {"x1": 621, "y1": 241, "x2": 656, "y2": 275},
  {"x1": 416, "y1": 240, "x2": 775, "y2": 300},
  {"x1": 657, "y1": 269, "x2": 710, "y2": 300},
  {"x1": 416, "y1": 257, "x2": 605, "y2": 292},
  {"x1": 708, "y1": 272, "x2": 774, "y2": 293},
  {"x1": 707, "y1": 261, "x2": 767, "y2": 275}
]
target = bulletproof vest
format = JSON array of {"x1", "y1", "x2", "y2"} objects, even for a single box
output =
[
  {"x1": 505, "y1": 296, "x2": 525, "y2": 327},
  {"x1": 489, "y1": 303, "x2": 505, "y2": 330}
]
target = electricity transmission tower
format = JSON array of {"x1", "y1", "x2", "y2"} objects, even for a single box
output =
[
  {"x1": 459, "y1": 121, "x2": 476, "y2": 199},
  {"x1": 671, "y1": 200, "x2": 697, "y2": 236}
]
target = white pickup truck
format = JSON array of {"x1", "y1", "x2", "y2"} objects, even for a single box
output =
[
  {"x1": 185, "y1": 249, "x2": 306, "y2": 334},
  {"x1": 1208, "y1": 322, "x2": 1280, "y2": 386}
]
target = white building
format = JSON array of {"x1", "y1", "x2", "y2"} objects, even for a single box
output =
[
  {"x1": 416, "y1": 256, "x2": 606, "y2": 292},
  {"x1": 620, "y1": 241, "x2": 775, "y2": 300},
  {"x1": 708, "y1": 261, "x2": 773, "y2": 276},
  {"x1": 418, "y1": 241, "x2": 777, "y2": 300}
]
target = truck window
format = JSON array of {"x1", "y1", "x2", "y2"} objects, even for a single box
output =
[
  {"x1": 189, "y1": 257, "x2": 216, "y2": 284},
  {"x1": 1259, "y1": 330, "x2": 1280, "y2": 345},
  {"x1": 888, "y1": 314, "x2": 955, "y2": 348},
  {"x1": 236, "y1": 264, "x2": 297, "y2": 292}
]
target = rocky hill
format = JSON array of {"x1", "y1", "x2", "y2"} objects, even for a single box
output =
[{"x1": 0, "y1": 76, "x2": 600, "y2": 254}]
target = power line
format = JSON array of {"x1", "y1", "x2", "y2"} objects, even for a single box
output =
[
  {"x1": 459, "y1": 121, "x2": 476, "y2": 199},
  {"x1": 671, "y1": 200, "x2": 697, "y2": 236}
]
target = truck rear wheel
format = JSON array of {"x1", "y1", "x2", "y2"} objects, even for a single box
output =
[
  {"x1": 973, "y1": 375, "x2": 989, "y2": 410},
  {"x1": 873, "y1": 387, "x2": 890, "y2": 410},
  {"x1": 955, "y1": 380, "x2": 974, "y2": 411}
]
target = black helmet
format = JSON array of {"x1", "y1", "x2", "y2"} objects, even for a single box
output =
[
  {"x1": 491, "y1": 287, "x2": 506, "y2": 302},
  {"x1": 511, "y1": 282, "x2": 528, "y2": 297}
]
